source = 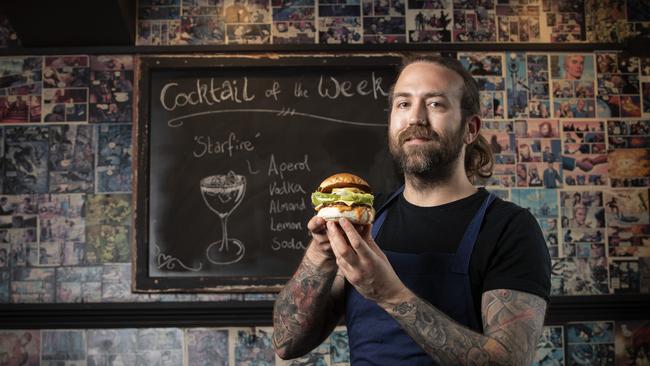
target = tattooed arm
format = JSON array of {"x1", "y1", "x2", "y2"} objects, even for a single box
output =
[
  {"x1": 272, "y1": 217, "x2": 346, "y2": 360},
  {"x1": 327, "y1": 218, "x2": 547, "y2": 366},
  {"x1": 384, "y1": 289, "x2": 547, "y2": 366}
]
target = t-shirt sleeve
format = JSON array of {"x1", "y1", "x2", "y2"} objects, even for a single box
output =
[{"x1": 482, "y1": 208, "x2": 552, "y2": 302}]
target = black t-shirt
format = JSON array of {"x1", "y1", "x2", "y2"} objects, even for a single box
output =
[{"x1": 375, "y1": 188, "x2": 551, "y2": 327}]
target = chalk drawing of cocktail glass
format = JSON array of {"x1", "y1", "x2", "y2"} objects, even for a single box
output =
[{"x1": 200, "y1": 171, "x2": 246, "y2": 265}]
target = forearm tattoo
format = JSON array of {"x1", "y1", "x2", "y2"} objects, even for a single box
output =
[
  {"x1": 272, "y1": 256, "x2": 338, "y2": 358},
  {"x1": 389, "y1": 289, "x2": 547, "y2": 366}
]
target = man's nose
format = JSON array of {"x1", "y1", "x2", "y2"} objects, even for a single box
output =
[{"x1": 408, "y1": 101, "x2": 427, "y2": 125}]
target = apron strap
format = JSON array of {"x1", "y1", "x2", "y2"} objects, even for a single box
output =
[
  {"x1": 450, "y1": 192, "x2": 496, "y2": 274},
  {"x1": 371, "y1": 185, "x2": 404, "y2": 239}
]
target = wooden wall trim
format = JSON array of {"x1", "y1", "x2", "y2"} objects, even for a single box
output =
[{"x1": 1, "y1": 296, "x2": 648, "y2": 329}]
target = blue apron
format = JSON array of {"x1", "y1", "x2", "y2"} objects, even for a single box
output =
[{"x1": 344, "y1": 187, "x2": 496, "y2": 365}]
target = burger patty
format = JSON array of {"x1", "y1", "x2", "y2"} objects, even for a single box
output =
[{"x1": 320, "y1": 202, "x2": 371, "y2": 210}]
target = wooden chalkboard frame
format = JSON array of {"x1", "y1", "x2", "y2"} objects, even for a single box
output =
[{"x1": 133, "y1": 53, "x2": 404, "y2": 293}]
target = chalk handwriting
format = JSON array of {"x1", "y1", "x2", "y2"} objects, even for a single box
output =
[
  {"x1": 270, "y1": 217, "x2": 303, "y2": 232},
  {"x1": 160, "y1": 78, "x2": 255, "y2": 111},
  {"x1": 294, "y1": 82, "x2": 309, "y2": 98},
  {"x1": 268, "y1": 154, "x2": 311, "y2": 180},
  {"x1": 265, "y1": 81, "x2": 281, "y2": 101},
  {"x1": 193, "y1": 132, "x2": 260, "y2": 158},
  {"x1": 269, "y1": 180, "x2": 306, "y2": 196},
  {"x1": 246, "y1": 159, "x2": 260, "y2": 174},
  {"x1": 271, "y1": 237, "x2": 307, "y2": 251},
  {"x1": 269, "y1": 197, "x2": 307, "y2": 214},
  {"x1": 318, "y1": 72, "x2": 388, "y2": 100}
]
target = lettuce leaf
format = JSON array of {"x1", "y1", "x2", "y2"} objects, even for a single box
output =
[{"x1": 311, "y1": 190, "x2": 374, "y2": 208}]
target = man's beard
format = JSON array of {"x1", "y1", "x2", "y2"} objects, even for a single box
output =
[{"x1": 389, "y1": 124, "x2": 465, "y2": 184}]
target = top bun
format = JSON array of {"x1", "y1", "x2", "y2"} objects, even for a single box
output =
[{"x1": 318, "y1": 173, "x2": 372, "y2": 193}]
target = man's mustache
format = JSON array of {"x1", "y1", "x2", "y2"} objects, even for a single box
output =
[{"x1": 398, "y1": 126, "x2": 439, "y2": 146}]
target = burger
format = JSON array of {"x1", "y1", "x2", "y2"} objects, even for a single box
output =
[{"x1": 311, "y1": 173, "x2": 375, "y2": 225}]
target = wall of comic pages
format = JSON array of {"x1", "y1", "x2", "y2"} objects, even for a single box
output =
[
  {"x1": 0, "y1": 322, "x2": 649, "y2": 365},
  {"x1": 0, "y1": 51, "x2": 649, "y2": 366},
  {"x1": 132, "y1": 0, "x2": 650, "y2": 45},
  {"x1": 4, "y1": 51, "x2": 649, "y2": 301}
]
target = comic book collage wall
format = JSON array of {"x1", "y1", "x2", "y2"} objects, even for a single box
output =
[
  {"x1": 1, "y1": 54, "x2": 642, "y2": 301},
  {"x1": 0, "y1": 0, "x2": 649, "y2": 365},
  {"x1": 0, "y1": 322, "x2": 646, "y2": 365},
  {"x1": 1, "y1": 55, "x2": 649, "y2": 366},
  {"x1": 134, "y1": 0, "x2": 650, "y2": 45}
]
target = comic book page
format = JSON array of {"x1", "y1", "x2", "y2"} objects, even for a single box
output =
[
  {"x1": 615, "y1": 320, "x2": 650, "y2": 366},
  {"x1": 87, "y1": 328, "x2": 138, "y2": 365},
  {"x1": 0, "y1": 330, "x2": 40, "y2": 366},
  {"x1": 561, "y1": 120, "x2": 607, "y2": 186},
  {"x1": 85, "y1": 194, "x2": 131, "y2": 264},
  {"x1": 458, "y1": 53, "x2": 505, "y2": 119},
  {"x1": 11, "y1": 267, "x2": 55, "y2": 303},
  {"x1": 532, "y1": 325, "x2": 565, "y2": 366},
  {"x1": 89, "y1": 55, "x2": 134, "y2": 123},
  {"x1": 565, "y1": 321, "x2": 615, "y2": 366},
  {"x1": 553, "y1": 190, "x2": 609, "y2": 295},
  {"x1": 135, "y1": 328, "x2": 184, "y2": 365},
  {"x1": 551, "y1": 54, "x2": 596, "y2": 120},
  {"x1": 512, "y1": 189, "x2": 561, "y2": 257},
  {"x1": 96, "y1": 124, "x2": 132, "y2": 193},
  {"x1": 329, "y1": 326, "x2": 350, "y2": 366},
  {"x1": 55, "y1": 266, "x2": 102, "y2": 303},
  {"x1": 478, "y1": 120, "x2": 516, "y2": 188},
  {"x1": 4, "y1": 126, "x2": 48, "y2": 194},
  {"x1": 273, "y1": 0, "x2": 317, "y2": 44},
  {"x1": 224, "y1": 0, "x2": 272, "y2": 44},
  {"x1": 41, "y1": 329, "x2": 87, "y2": 365},
  {"x1": 185, "y1": 328, "x2": 229, "y2": 366},
  {"x1": 42, "y1": 56, "x2": 89, "y2": 123},
  {"x1": 230, "y1": 327, "x2": 276, "y2": 365},
  {"x1": 49, "y1": 125, "x2": 95, "y2": 193},
  {"x1": 180, "y1": 0, "x2": 227, "y2": 45},
  {"x1": 514, "y1": 119, "x2": 563, "y2": 188}
]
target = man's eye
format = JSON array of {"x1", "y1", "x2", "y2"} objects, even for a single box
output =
[
  {"x1": 428, "y1": 101, "x2": 441, "y2": 108},
  {"x1": 396, "y1": 101, "x2": 409, "y2": 108}
]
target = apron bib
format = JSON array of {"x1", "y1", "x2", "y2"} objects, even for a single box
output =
[{"x1": 345, "y1": 187, "x2": 496, "y2": 365}]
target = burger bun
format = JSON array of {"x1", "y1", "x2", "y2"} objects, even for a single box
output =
[
  {"x1": 318, "y1": 173, "x2": 372, "y2": 193},
  {"x1": 316, "y1": 205, "x2": 374, "y2": 225}
]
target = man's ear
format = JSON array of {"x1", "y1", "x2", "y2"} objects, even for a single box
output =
[{"x1": 465, "y1": 115, "x2": 481, "y2": 144}]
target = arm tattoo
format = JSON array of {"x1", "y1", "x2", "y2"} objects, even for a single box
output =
[
  {"x1": 388, "y1": 289, "x2": 547, "y2": 366},
  {"x1": 482, "y1": 289, "x2": 547, "y2": 365},
  {"x1": 272, "y1": 256, "x2": 339, "y2": 359}
]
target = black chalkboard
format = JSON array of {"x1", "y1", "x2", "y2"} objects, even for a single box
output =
[{"x1": 134, "y1": 54, "x2": 403, "y2": 292}]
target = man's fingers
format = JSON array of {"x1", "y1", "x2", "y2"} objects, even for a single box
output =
[
  {"x1": 358, "y1": 224, "x2": 372, "y2": 239},
  {"x1": 338, "y1": 218, "x2": 374, "y2": 257},
  {"x1": 327, "y1": 220, "x2": 360, "y2": 266},
  {"x1": 307, "y1": 216, "x2": 327, "y2": 234},
  {"x1": 360, "y1": 224, "x2": 386, "y2": 257},
  {"x1": 359, "y1": 223, "x2": 384, "y2": 255}
]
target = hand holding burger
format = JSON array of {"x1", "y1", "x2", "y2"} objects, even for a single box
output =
[
  {"x1": 314, "y1": 174, "x2": 406, "y2": 305},
  {"x1": 311, "y1": 173, "x2": 375, "y2": 225}
]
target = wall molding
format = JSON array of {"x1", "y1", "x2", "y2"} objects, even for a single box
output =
[
  {"x1": 1, "y1": 295, "x2": 649, "y2": 329},
  {"x1": 0, "y1": 42, "x2": 633, "y2": 57}
]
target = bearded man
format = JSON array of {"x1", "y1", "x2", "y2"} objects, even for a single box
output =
[{"x1": 273, "y1": 55, "x2": 551, "y2": 365}]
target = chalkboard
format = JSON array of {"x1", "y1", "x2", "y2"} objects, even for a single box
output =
[{"x1": 134, "y1": 54, "x2": 403, "y2": 292}]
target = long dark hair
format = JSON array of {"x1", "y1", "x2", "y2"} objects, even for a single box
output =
[{"x1": 390, "y1": 54, "x2": 494, "y2": 183}]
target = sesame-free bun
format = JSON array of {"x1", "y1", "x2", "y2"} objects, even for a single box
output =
[
  {"x1": 318, "y1": 173, "x2": 372, "y2": 193},
  {"x1": 317, "y1": 205, "x2": 375, "y2": 225}
]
